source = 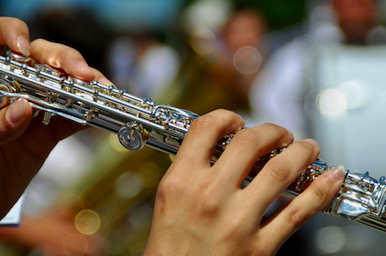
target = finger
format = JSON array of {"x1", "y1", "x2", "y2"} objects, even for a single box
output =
[
  {"x1": 215, "y1": 123, "x2": 293, "y2": 185},
  {"x1": 90, "y1": 67, "x2": 113, "y2": 85},
  {"x1": 15, "y1": 112, "x2": 87, "y2": 162},
  {"x1": 47, "y1": 115, "x2": 87, "y2": 142},
  {"x1": 259, "y1": 165, "x2": 346, "y2": 252},
  {"x1": 0, "y1": 99, "x2": 33, "y2": 145},
  {"x1": 244, "y1": 139, "x2": 320, "y2": 215},
  {"x1": 175, "y1": 109, "x2": 245, "y2": 168},
  {"x1": 30, "y1": 39, "x2": 95, "y2": 81},
  {"x1": 0, "y1": 17, "x2": 30, "y2": 56}
]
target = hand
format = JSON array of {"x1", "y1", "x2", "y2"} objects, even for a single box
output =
[
  {"x1": 144, "y1": 109, "x2": 346, "y2": 255},
  {"x1": 0, "y1": 17, "x2": 111, "y2": 219},
  {"x1": 0, "y1": 209, "x2": 103, "y2": 256}
]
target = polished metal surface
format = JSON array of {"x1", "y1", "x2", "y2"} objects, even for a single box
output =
[{"x1": 1, "y1": 51, "x2": 386, "y2": 233}]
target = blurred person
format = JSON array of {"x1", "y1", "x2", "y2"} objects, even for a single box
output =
[
  {"x1": 250, "y1": 0, "x2": 386, "y2": 140},
  {"x1": 162, "y1": 8, "x2": 267, "y2": 118},
  {"x1": 0, "y1": 16, "x2": 348, "y2": 256},
  {"x1": 333, "y1": 0, "x2": 384, "y2": 44},
  {"x1": 218, "y1": 9, "x2": 267, "y2": 98}
]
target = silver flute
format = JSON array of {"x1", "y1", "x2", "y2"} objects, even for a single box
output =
[{"x1": 1, "y1": 51, "x2": 386, "y2": 232}]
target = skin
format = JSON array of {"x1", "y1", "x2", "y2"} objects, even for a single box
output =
[
  {"x1": 144, "y1": 110, "x2": 346, "y2": 256},
  {"x1": 0, "y1": 210, "x2": 103, "y2": 256},
  {"x1": 0, "y1": 17, "x2": 111, "y2": 219},
  {"x1": 0, "y1": 17, "x2": 346, "y2": 255}
]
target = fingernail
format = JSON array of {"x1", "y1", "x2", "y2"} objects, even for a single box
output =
[
  {"x1": 327, "y1": 165, "x2": 347, "y2": 182},
  {"x1": 16, "y1": 36, "x2": 30, "y2": 56},
  {"x1": 304, "y1": 138, "x2": 319, "y2": 148},
  {"x1": 6, "y1": 99, "x2": 26, "y2": 124}
]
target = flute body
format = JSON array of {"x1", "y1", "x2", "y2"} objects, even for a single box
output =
[{"x1": 1, "y1": 51, "x2": 386, "y2": 232}]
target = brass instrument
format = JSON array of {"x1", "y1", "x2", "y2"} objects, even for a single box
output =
[{"x1": 1, "y1": 51, "x2": 386, "y2": 233}]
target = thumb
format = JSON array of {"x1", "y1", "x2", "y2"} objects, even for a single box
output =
[{"x1": 0, "y1": 98, "x2": 32, "y2": 145}]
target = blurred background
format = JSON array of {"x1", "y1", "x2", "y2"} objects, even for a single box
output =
[{"x1": 2, "y1": 0, "x2": 386, "y2": 255}]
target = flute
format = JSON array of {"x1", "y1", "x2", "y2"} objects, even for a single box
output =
[{"x1": 1, "y1": 50, "x2": 386, "y2": 232}]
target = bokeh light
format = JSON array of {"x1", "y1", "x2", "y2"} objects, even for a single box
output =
[
  {"x1": 115, "y1": 171, "x2": 143, "y2": 199},
  {"x1": 134, "y1": 162, "x2": 161, "y2": 188},
  {"x1": 233, "y1": 46, "x2": 262, "y2": 74},
  {"x1": 318, "y1": 87, "x2": 347, "y2": 116},
  {"x1": 338, "y1": 79, "x2": 369, "y2": 109},
  {"x1": 190, "y1": 28, "x2": 217, "y2": 55},
  {"x1": 75, "y1": 209, "x2": 101, "y2": 235},
  {"x1": 316, "y1": 226, "x2": 347, "y2": 254},
  {"x1": 109, "y1": 133, "x2": 128, "y2": 152}
]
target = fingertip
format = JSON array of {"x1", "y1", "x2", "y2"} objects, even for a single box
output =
[
  {"x1": 0, "y1": 17, "x2": 30, "y2": 54},
  {"x1": 98, "y1": 77, "x2": 113, "y2": 85},
  {"x1": 5, "y1": 99, "x2": 27, "y2": 124},
  {"x1": 233, "y1": 114, "x2": 245, "y2": 133},
  {"x1": 326, "y1": 165, "x2": 347, "y2": 182},
  {"x1": 303, "y1": 138, "x2": 319, "y2": 148},
  {"x1": 0, "y1": 99, "x2": 32, "y2": 144},
  {"x1": 16, "y1": 35, "x2": 30, "y2": 56},
  {"x1": 284, "y1": 128, "x2": 294, "y2": 142},
  {"x1": 76, "y1": 61, "x2": 95, "y2": 80}
]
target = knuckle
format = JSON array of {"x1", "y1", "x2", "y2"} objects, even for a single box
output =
[
  {"x1": 309, "y1": 181, "x2": 328, "y2": 207},
  {"x1": 260, "y1": 123, "x2": 286, "y2": 137},
  {"x1": 30, "y1": 38, "x2": 47, "y2": 46},
  {"x1": 287, "y1": 206, "x2": 305, "y2": 228},
  {"x1": 197, "y1": 192, "x2": 221, "y2": 216},
  {"x1": 157, "y1": 174, "x2": 185, "y2": 200},
  {"x1": 260, "y1": 122, "x2": 281, "y2": 130},
  {"x1": 266, "y1": 159, "x2": 291, "y2": 183},
  {"x1": 233, "y1": 128, "x2": 261, "y2": 149},
  {"x1": 222, "y1": 214, "x2": 249, "y2": 237},
  {"x1": 4, "y1": 17, "x2": 28, "y2": 28},
  {"x1": 190, "y1": 109, "x2": 241, "y2": 134},
  {"x1": 195, "y1": 181, "x2": 223, "y2": 217},
  {"x1": 191, "y1": 114, "x2": 218, "y2": 132},
  {"x1": 290, "y1": 141, "x2": 315, "y2": 157}
]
